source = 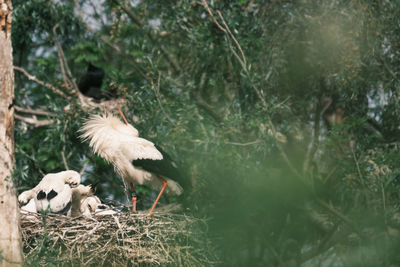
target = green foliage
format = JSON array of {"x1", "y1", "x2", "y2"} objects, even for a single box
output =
[{"x1": 12, "y1": 0, "x2": 400, "y2": 265}]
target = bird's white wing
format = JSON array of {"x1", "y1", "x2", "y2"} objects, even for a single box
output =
[
  {"x1": 48, "y1": 184, "x2": 72, "y2": 212},
  {"x1": 80, "y1": 113, "x2": 162, "y2": 168},
  {"x1": 120, "y1": 136, "x2": 163, "y2": 161}
]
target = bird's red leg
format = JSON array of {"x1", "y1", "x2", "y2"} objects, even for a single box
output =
[
  {"x1": 116, "y1": 102, "x2": 129, "y2": 125},
  {"x1": 148, "y1": 180, "x2": 167, "y2": 217},
  {"x1": 130, "y1": 183, "x2": 137, "y2": 212}
]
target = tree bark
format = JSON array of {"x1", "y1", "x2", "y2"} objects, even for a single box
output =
[{"x1": 0, "y1": 0, "x2": 23, "y2": 266}]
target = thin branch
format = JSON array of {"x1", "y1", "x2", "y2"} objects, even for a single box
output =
[
  {"x1": 201, "y1": 0, "x2": 226, "y2": 33},
  {"x1": 14, "y1": 66, "x2": 70, "y2": 99},
  {"x1": 62, "y1": 119, "x2": 70, "y2": 170},
  {"x1": 79, "y1": 160, "x2": 89, "y2": 176},
  {"x1": 52, "y1": 25, "x2": 82, "y2": 99},
  {"x1": 53, "y1": 25, "x2": 69, "y2": 85},
  {"x1": 224, "y1": 140, "x2": 262, "y2": 146},
  {"x1": 217, "y1": 11, "x2": 246, "y2": 67},
  {"x1": 15, "y1": 106, "x2": 57, "y2": 117},
  {"x1": 61, "y1": 149, "x2": 69, "y2": 170},
  {"x1": 14, "y1": 114, "x2": 54, "y2": 127}
]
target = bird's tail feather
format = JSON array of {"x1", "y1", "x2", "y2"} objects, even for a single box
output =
[
  {"x1": 165, "y1": 178, "x2": 183, "y2": 196},
  {"x1": 150, "y1": 177, "x2": 183, "y2": 196}
]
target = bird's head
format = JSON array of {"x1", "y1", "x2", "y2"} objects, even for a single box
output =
[
  {"x1": 85, "y1": 196, "x2": 102, "y2": 212},
  {"x1": 72, "y1": 184, "x2": 96, "y2": 198},
  {"x1": 64, "y1": 171, "x2": 81, "y2": 188}
]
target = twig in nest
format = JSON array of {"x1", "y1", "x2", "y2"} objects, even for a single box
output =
[{"x1": 21, "y1": 206, "x2": 219, "y2": 266}]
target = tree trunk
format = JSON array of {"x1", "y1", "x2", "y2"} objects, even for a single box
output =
[{"x1": 0, "y1": 0, "x2": 23, "y2": 266}]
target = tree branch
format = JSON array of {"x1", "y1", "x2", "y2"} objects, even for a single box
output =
[
  {"x1": 14, "y1": 66, "x2": 70, "y2": 99},
  {"x1": 52, "y1": 25, "x2": 83, "y2": 102},
  {"x1": 15, "y1": 105, "x2": 56, "y2": 117},
  {"x1": 61, "y1": 148, "x2": 69, "y2": 170},
  {"x1": 14, "y1": 114, "x2": 54, "y2": 127}
]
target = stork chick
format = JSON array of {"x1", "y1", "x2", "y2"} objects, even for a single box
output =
[
  {"x1": 80, "y1": 113, "x2": 184, "y2": 215},
  {"x1": 18, "y1": 170, "x2": 81, "y2": 215},
  {"x1": 69, "y1": 184, "x2": 96, "y2": 217},
  {"x1": 81, "y1": 196, "x2": 117, "y2": 216}
]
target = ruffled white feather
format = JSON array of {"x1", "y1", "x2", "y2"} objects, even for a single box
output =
[
  {"x1": 18, "y1": 170, "x2": 81, "y2": 214},
  {"x1": 80, "y1": 114, "x2": 165, "y2": 185}
]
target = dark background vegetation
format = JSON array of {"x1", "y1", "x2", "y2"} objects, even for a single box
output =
[{"x1": 12, "y1": 0, "x2": 400, "y2": 266}]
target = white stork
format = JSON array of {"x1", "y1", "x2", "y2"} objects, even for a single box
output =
[
  {"x1": 20, "y1": 198, "x2": 38, "y2": 220},
  {"x1": 81, "y1": 196, "x2": 117, "y2": 216},
  {"x1": 18, "y1": 170, "x2": 81, "y2": 215},
  {"x1": 80, "y1": 112, "x2": 183, "y2": 215},
  {"x1": 68, "y1": 184, "x2": 97, "y2": 217}
]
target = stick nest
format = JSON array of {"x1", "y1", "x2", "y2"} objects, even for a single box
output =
[{"x1": 21, "y1": 204, "x2": 218, "y2": 266}]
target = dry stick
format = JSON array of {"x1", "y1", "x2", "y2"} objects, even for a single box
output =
[
  {"x1": 53, "y1": 25, "x2": 69, "y2": 85},
  {"x1": 79, "y1": 160, "x2": 89, "y2": 176},
  {"x1": 15, "y1": 105, "x2": 56, "y2": 117},
  {"x1": 224, "y1": 140, "x2": 262, "y2": 146},
  {"x1": 14, "y1": 114, "x2": 54, "y2": 127},
  {"x1": 202, "y1": 3, "x2": 245, "y2": 70},
  {"x1": 52, "y1": 26, "x2": 82, "y2": 96},
  {"x1": 61, "y1": 120, "x2": 70, "y2": 170},
  {"x1": 111, "y1": 0, "x2": 181, "y2": 72},
  {"x1": 14, "y1": 66, "x2": 70, "y2": 99},
  {"x1": 15, "y1": 66, "x2": 118, "y2": 112},
  {"x1": 61, "y1": 148, "x2": 69, "y2": 170},
  {"x1": 201, "y1": 0, "x2": 226, "y2": 33},
  {"x1": 217, "y1": 11, "x2": 246, "y2": 67}
]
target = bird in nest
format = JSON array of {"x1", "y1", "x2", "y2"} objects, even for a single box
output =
[
  {"x1": 80, "y1": 111, "x2": 185, "y2": 216},
  {"x1": 18, "y1": 170, "x2": 81, "y2": 215},
  {"x1": 68, "y1": 184, "x2": 97, "y2": 217}
]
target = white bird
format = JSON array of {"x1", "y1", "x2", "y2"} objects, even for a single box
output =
[
  {"x1": 80, "y1": 112, "x2": 185, "y2": 215},
  {"x1": 68, "y1": 184, "x2": 97, "y2": 217},
  {"x1": 18, "y1": 170, "x2": 81, "y2": 215},
  {"x1": 20, "y1": 199, "x2": 38, "y2": 221},
  {"x1": 81, "y1": 196, "x2": 117, "y2": 216},
  {"x1": 20, "y1": 198, "x2": 37, "y2": 213}
]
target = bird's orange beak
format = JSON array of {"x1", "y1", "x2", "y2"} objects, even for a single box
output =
[{"x1": 116, "y1": 102, "x2": 129, "y2": 125}]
